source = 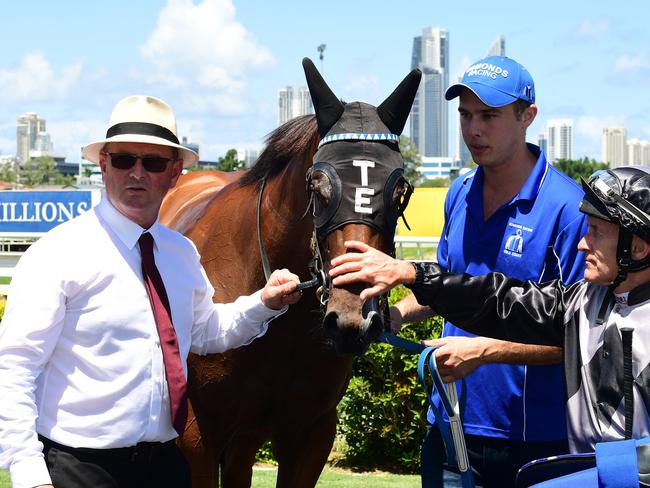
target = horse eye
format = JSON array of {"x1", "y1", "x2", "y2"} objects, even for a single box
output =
[{"x1": 311, "y1": 171, "x2": 333, "y2": 203}]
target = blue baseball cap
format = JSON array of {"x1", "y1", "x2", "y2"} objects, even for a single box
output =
[{"x1": 445, "y1": 56, "x2": 535, "y2": 107}]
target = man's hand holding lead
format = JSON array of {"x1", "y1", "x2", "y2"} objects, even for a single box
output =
[{"x1": 261, "y1": 269, "x2": 302, "y2": 309}]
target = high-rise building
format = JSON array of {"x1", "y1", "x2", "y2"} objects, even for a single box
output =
[
  {"x1": 235, "y1": 147, "x2": 260, "y2": 168},
  {"x1": 543, "y1": 119, "x2": 573, "y2": 163},
  {"x1": 602, "y1": 126, "x2": 627, "y2": 167},
  {"x1": 16, "y1": 112, "x2": 49, "y2": 164},
  {"x1": 181, "y1": 136, "x2": 200, "y2": 158},
  {"x1": 486, "y1": 35, "x2": 506, "y2": 57},
  {"x1": 627, "y1": 138, "x2": 650, "y2": 165},
  {"x1": 34, "y1": 131, "x2": 53, "y2": 154},
  {"x1": 418, "y1": 156, "x2": 457, "y2": 179},
  {"x1": 538, "y1": 132, "x2": 549, "y2": 157},
  {"x1": 277, "y1": 86, "x2": 313, "y2": 126},
  {"x1": 455, "y1": 104, "x2": 472, "y2": 165},
  {"x1": 410, "y1": 27, "x2": 449, "y2": 158}
]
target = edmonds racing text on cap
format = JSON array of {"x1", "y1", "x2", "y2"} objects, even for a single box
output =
[{"x1": 445, "y1": 55, "x2": 535, "y2": 108}]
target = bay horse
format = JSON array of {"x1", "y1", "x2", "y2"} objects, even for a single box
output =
[{"x1": 159, "y1": 58, "x2": 421, "y2": 487}]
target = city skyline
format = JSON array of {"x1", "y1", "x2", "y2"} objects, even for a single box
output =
[
  {"x1": 410, "y1": 26, "x2": 449, "y2": 159},
  {"x1": 0, "y1": 0, "x2": 648, "y2": 164},
  {"x1": 277, "y1": 85, "x2": 313, "y2": 127}
]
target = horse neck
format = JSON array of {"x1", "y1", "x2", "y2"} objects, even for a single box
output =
[
  {"x1": 260, "y1": 158, "x2": 314, "y2": 269},
  {"x1": 265, "y1": 157, "x2": 312, "y2": 228}
]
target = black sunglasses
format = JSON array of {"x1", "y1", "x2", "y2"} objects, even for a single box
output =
[
  {"x1": 107, "y1": 152, "x2": 174, "y2": 173},
  {"x1": 589, "y1": 169, "x2": 650, "y2": 227}
]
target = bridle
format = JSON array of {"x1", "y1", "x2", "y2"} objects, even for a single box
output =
[
  {"x1": 256, "y1": 150, "x2": 413, "y2": 311},
  {"x1": 256, "y1": 177, "x2": 325, "y2": 295}
]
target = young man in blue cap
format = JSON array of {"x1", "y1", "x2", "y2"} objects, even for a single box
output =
[{"x1": 389, "y1": 56, "x2": 587, "y2": 486}]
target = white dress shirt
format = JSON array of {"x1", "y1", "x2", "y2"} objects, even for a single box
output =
[{"x1": 0, "y1": 196, "x2": 283, "y2": 488}]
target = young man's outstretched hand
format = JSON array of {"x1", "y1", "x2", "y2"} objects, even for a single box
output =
[{"x1": 329, "y1": 241, "x2": 416, "y2": 300}]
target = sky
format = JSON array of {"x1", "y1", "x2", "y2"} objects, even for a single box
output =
[{"x1": 0, "y1": 0, "x2": 649, "y2": 164}]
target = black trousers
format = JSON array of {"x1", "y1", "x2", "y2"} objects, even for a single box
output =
[
  {"x1": 420, "y1": 425, "x2": 570, "y2": 488},
  {"x1": 40, "y1": 436, "x2": 191, "y2": 488}
]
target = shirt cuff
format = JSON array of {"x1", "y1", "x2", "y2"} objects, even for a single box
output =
[
  {"x1": 10, "y1": 456, "x2": 52, "y2": 488},
  {"x1": 247, "y1": 289, "x2": 288, "y2": 322},
  {"x1": 238, "y1": 290, "x2": 288, "y2": 347}
]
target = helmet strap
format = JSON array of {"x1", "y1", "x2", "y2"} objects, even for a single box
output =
[
  {"x1": 612, "y1": 228, "x2": 633, "y2": 290},
  {"x1": 597, "y1": 229, "x2": 633, "y2": 326}
]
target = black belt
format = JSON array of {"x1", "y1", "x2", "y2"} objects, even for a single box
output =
[{"x1": 39, "y1": 435, "x2": 176, "y2": 463}]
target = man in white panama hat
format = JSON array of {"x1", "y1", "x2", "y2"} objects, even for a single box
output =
[{"x1": 0, "y1": 95, "x2": 302, "y2": 488}]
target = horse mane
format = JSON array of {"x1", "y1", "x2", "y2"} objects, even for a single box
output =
[{"x1": 239, "y1": 114, "x2": 319, "y2": 187}]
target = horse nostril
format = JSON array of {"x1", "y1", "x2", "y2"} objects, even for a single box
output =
[
  {"x1": 323, "y1": 312, "x2": 339, "y2": 337},
  {"x1": 370, "y1": 311, "x2": 382, "y2": 330},
  {"x1": 370, "y1": 312, "x2": 383, "y2": 338}
]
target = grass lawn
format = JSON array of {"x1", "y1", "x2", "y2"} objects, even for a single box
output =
[
  {"x1": 253, "y1": 465, "x2": 420, "y2": 487},
  {"x1": 0, "y1": 470, "x2": 8, "y2": 488},
  {"x1": 1, "y1": 467, "x2": 420, "y2": 487}
]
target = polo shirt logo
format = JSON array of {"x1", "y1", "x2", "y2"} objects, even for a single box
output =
[
  {"x1": 503, "y1": 222, "x2": 533, "y2": 257},
  {"x1": 505, "y1": 229, "x2": 523, "y2": 254}
]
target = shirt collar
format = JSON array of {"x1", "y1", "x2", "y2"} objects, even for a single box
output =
[
  {"x1": 95, "y1": 196, "x2": 163, "y2": 251},
  {"x1": 626, "y1": 281, "x2": 650, "y2": 306},
  {"x1": 466, "y1": 143, "x2": 548, "y2": 217},
  {"x1": 517, "y1": 144, "x2": 548, "y2": 202},
  {"x1": 614, "y1": 291, "x2": 629, "y2": 305}
]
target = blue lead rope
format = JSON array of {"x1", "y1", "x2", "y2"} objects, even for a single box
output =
[
  {"x1": 377, "y1": 331, "x2": 425, "y2": 354},
  {"x1": 378, "y1": 333, "x2": 475, "y2": 488},
  {"x1": 418, "y1": 347, "x2": 474, "y2": 488}
]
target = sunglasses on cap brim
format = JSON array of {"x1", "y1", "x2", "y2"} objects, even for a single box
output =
[
  {"x1": 587, "y1": 169, "x2": 650, "y2": 228},
  {"x1": 107, "y1": 152, "x2": 175, "y2": 173}
]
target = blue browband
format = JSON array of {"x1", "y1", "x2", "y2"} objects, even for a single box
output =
[{"x1": 318, "y1": 132, "x2": 400, "y2": 148}]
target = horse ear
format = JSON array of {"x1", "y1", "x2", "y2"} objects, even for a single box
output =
[
  {"x1": 302, "y1": 57, "x2": 344, "y2": 137},
  {"x1": 377, "y1": 69, "x2": 422, "y2": 136}
]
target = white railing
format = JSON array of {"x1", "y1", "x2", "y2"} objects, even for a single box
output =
[
  {"x1": 0, "y1": 236, "x2": 41, "y2": 295},
  {"x1": 0, "y1": 235, "x2": 441, "y2": 296},
  {"x1": 0, "y1": 253, "x2": 23, "y2": 295},
  {"x1": 394, "y1": 236, "x2": 439, "y2": 260}
]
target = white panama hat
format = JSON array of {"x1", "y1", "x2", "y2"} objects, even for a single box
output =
[{"x1": 82, "y1": 95, "x2": 199, "y2": 168}]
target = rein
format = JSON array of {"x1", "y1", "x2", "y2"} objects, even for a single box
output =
[{"x1": 256, "y1": 177, "x2": 324, "y2": 292}]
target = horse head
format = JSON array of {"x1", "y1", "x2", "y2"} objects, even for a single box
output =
[{"x1": 302, "y1": 57, "x2": 421, "y2": 355}]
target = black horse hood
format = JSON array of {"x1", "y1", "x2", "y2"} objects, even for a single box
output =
[
  {"x1": 326, "y1": 101, "x2": 393, "y2": 137},
  {"x1": 301, "y1": 57, "x2": 421, "y2": 238},
  {"x1": 302, "y1": 57, "x2": 421, "y2": 138}
]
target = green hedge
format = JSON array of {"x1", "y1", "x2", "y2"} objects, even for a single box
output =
[{"x1": 335, "y1": 286, "x2": 443, "y2": 473}]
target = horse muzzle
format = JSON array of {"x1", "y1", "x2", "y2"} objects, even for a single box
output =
[{"x1": 322, "y1": 286, "x2": 384, "y2": 356}]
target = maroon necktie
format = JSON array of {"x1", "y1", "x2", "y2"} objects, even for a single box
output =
[{"x1": 139, "y1": 232, "x2": 188, "y2": 435}]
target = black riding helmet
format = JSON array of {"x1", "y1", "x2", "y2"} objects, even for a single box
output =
[{"x1": 580, "y1": 166, "x2": 650, "y2": 288}]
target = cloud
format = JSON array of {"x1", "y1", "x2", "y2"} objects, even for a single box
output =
[
  {"x1": 343, "y1": 74, "x2": 379, "y2": 103},
  {"x1": 0, "y1": 52, "x2": 82, "y2": 103},
  {"x1": 573, "y1": 18, "x2": 610, "y2": 41},
  {"x1": 47, "y1": 119, "x2": 107, "y2": 161},
  {"x1": 614, "y1": 54, "x2": 650, "y2": 74},
  {"x1": 0, "y1": 137, "x2": 14, "y2": 157},
  {"x1": 577, "y1": 115, "x2": 626, "y2": 139},
  {"x1": 455, "y1": 56, "x2": 473, "y2": 80},
  {"x1": 643, "y1": 124, "x2": 650, "y2": 139},
  {"x1": 139, "y1": 0, "x2": 275, "y2": 115},
  {"x1": 574, "y1": 115, "x2": 627, "y2": 158}
]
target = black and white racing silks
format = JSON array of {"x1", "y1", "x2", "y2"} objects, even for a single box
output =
[{"x1": 408, "y1": 262, "x2": 650, "y2": 453}]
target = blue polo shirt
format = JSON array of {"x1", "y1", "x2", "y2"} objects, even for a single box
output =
[{"x1": 430, "y1": 144, "x2": 587, "y2": 441}]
